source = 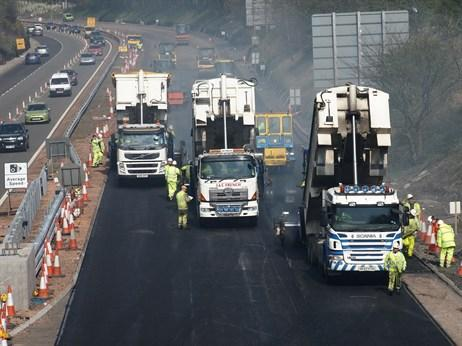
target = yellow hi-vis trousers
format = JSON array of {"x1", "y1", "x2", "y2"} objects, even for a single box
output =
[
  {"x1": 178, "y1": 209, "x2": 188, "y2": 228},
  {"x1": 403, "y1": 235, "x2": 415, "y2": 257},
  {"x1": 388, "y1": 271, "x2": 402, "y2": 292},
  {"x1": 440, "y1": 247, "x2": 455, "y2": 268},
  {"x1": 167, "y1": 180, "x2": 177, "y2": 200}
]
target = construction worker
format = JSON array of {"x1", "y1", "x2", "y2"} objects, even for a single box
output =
[
  {"x1": 176, "y1": 185, "x2": 193, "y2": 229},
  {"x1": 402, "y1": 209, "x2": 419, "y2": 257},
  {"x1": 98, "y1": 133, "x2": 105, "y2": 156},
  {"x1": 437, "y1": 220, "x2": 456, "y2": 268},
  {"x1": 180, "y1": 160, "x2": 192, "y2": 185},
  {"x1": 402, "y1": 194, "x2": 421, "y2": 228},
  {"x1": 384, "y1": 243, "x2": 407, "y2": 295},
  {"x1": 91, "y1": 134, "x2": 103, "y2": 167},
  {"x1": 165, "y1": 159, "x2": 180, "y2": 200}
]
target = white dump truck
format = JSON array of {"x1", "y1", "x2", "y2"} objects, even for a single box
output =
[
  {"x1": 190, "y1": 75, "x2": 264, "y2": 225},
  {"x1": 109, "y1": 70, "x2": 180, "y2": 183}
]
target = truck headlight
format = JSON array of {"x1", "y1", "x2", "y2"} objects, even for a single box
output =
[
  {"x1": 200, "y1": 208, "x2": 210, "y2": 213},
  {"x1": 247, "y1": 206, "x2": 258, "y2": 212},
  {"x1": 17, "y1": 136, "x2": 24, "y2": 141},
  {"x1": 118, "y1": 163, "x2": 126, "y2": 173}
]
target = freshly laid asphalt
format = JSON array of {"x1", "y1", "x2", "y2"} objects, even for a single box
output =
[{"x1": 56, "y1": 24, "x2": 452, "y2": 346}]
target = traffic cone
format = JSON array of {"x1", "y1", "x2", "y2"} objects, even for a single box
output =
[
  {"x1": 84, "y1": 170, "x2": 90, "y2": 188},
  {"x1": 87, "y1": 151, "x2": 92, "y2": 167},
  {"x1": 424, "y1": 225, "x2": 432, "y2": 245},
  {"x1": 0, "y1": 308, "x2": 6, "y2": 334},
  {"x1": 428, "y1": 232, "x2": 439, "y2": 254},
  {"x1": 53, "y1": 251, "x2": 64, "y2": 277},
  {"x1": 42, "y1": 261, "x2": 48, "y2": 285},
  {"x1": 55, "y1": 229, "x2": 63, "y2": 250},
  {"x1": 68, "y1": 228, "x2": 78, "y2": 250},
  {"x1": 82, "y1": 184, "x2": 89, "y2": 202},
  {"x1": 62, "y1": 216, "x2": 69, "y2": 235},
  {"x1": 68, "y1": 213, "x2": 75, "y2": 233},
  {"x1": 46, "y1": 253, "x2": 54, "y2": 276},
  {"x1": 6, "y1": 287, "x2": 15, "y2": 317},
  {"x1": 419, "y1": 222, "x2": 428, "y2": 241},
  {"x1": 46, "y1": 238, "x2": 53, "y2": 256},
  {"x1": 457, "y1": 261, "x2": 462, "y2": 277},
  {"x1": 37, "y1": 273, "x2": 49, "y2": 298}
]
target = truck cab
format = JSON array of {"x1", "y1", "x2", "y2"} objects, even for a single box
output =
[
  {"x1": 175, "y1": 24, "x2": 191, "y2": 45},
  {"x1": 110, "y1": 124, "x2": 173, "y2": 181},
  {"x1": 255, "y1": 113, "x2": 294, "y2": 167},
  {"x1": 194, "y1": 149, "x2": 263, "y2": 225},
  {"x1": 197, "y1": 47, "x2": 216, "y2": 70},
  {"x1": 315, "y1": 184, "x2": 403, "y2": 275}
]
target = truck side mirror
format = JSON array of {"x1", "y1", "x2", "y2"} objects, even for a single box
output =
[{"x1": 320, "y1": 208, "x2": 328, "y2": 227}]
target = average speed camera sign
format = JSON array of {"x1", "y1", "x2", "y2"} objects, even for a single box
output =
[{"x1": 4, "y1": 162, "x2": 28, "y2": 189}]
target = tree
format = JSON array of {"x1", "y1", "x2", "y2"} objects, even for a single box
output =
[{"x1": 364, "y1": 25, "x2": 462, "y2": 163}]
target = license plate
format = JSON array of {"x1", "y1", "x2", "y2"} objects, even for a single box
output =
[
  {"x1": 136, "y1": 174, "x2": 148, "y2": 178},
  {"x1": 216, "y1": 205, "x2": 241, "y2": 214},
  {"x1": 5, "y1": 145, "x2": 14, "y2": 149},
  {"x1": 357, "y1": 265, "x2": 375, "y2": 272}
]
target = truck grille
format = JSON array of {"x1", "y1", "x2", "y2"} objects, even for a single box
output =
[
  {"x1": 125, "y1": 161, "x2": 161, "y2": 174},
  {"x1": 125, "y1": 153, "x2": 160, "y2": 160},
  {"x1": 209, "y1": 188, "x2": 248, "y2": 202}
]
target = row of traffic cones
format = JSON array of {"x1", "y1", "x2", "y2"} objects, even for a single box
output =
[{"x1": 0, "y1": 286, "x2": 16, "y2": 344}]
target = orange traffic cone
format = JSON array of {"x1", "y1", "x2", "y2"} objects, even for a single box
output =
[
  {"x1": 420, "y1": 222, "x2": 428, "y2": 241},
  {"x1": 68, "y1": 213, "x2": 75, "y2": 233},
  {"x1": 87, "y1": 151, "x2": 92, "y2": 167},
  {"x1": 82, "y1": 184, "x2": 89, "y2": 202},
  {"x1": 55, "y1": 229, "x2": 63, "y2": 250},
  {"x1": 6, "y1": 287, "x2": 15, "y2": 317},
  {"x1": 457, "y1": 261, "x2": 462, "y2": 277},
  {"x1": 37, "y1": 273, "x2": 49, "y2": 298},
  {"x1": 46, "y1": 252, "x2": 54, "y2": 276},
  {"x1": 0, "y1": 307, "x2": 7, "y2": 333},
  {"x1": 62, "y1": 216, "x2": 69, "y2": 235},
  {"x1": 41, "y1": 261, "x2": 48, "y2": 285},
  {"x1": 68, "y1": 228, "x2": 78, "y2": 250},
  {"x1": 424, "y1": 225, "x2": 432, "y2": 245},
  {"x1": 53, "y1": 251, "x2": 64, "y2": 277},
  {"x1": 84, "y1": 170, "x2": 91, "y2": 188},
  {"x1": 429, "y1": 232, "x2": 439, "y2": 254}
]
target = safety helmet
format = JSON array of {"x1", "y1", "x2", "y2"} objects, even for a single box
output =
[
  {"x1": 172, "y1": 160, "x2": 177, "y2": 165},
  {"x1": 427, "y1": 216, "x2": 433, "y2": 223},
  {"x1": 98, "y1": 133, "x2": 103, "y2": 139},
  {"x1": 167, "y1": 158, "x2": 173, "y2": 163},
  {"x1": 407, "y1": 193, "x2": 414, "y2": 199},
  {"x1": 437, "y1": 220, "x2": 444, "y2": 226},
  {"x1": 410, "y1": 209, "x2": 417, "y2": 217},
  {"x1": 393, "y1": 243, "x2": 400, "y2": 249}
]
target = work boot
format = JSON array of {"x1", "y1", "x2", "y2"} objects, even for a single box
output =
[{"x1": 387, "y1": 290, "x2": 393, "y2": 296}]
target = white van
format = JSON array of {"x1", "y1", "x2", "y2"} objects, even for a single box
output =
[{"x1": 49, "y1": 73, "x2": 72, "y2": 97}]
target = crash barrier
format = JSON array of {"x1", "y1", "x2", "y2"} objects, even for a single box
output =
[
  {"x1": 0, "y1": 28, "x2": 121, "y2": 310},
  {"x1": 1, "y1": 166, "x2": 48, "y2": 252}
]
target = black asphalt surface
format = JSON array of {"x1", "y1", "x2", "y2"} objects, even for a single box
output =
[
  {"x1": 57, "y1": 24, "x2": 452, "y2": 345},
  {"x1": 0, "y1": 29, "x2": 116, "y2": 199}
]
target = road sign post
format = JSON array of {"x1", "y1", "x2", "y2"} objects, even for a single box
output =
[
  {"x1": 4, "y1": 162, "x2": 28, "y2": 215},
  {"x1": 449, "y1": 201, "x2": 460, "y2": 234}
]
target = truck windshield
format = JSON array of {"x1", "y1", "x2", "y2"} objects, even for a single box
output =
[
  {"x1": 331, "y1": 205, "x2": 400, "y2": 231},
  {"x1": 119, "y1": 131, "x2": 166, "y2": 150},
  {"x1": 199, "y1": 48, "x2": 214, "y2": 57},
  {"x1": 268, "y1": 117, "x2": 281, "y2": 134},
  {"x1": 282, "y1": 116, "x2": 292, "y2": 133},
  {"x1": 200, "y1": 158, "x2": 256, "y2": 180}
]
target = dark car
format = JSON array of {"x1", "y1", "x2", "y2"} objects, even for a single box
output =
[
  {"x1": 60, "y1": 69, "x2": 78, "y2": 86},
  {"x1": 25, "y1": 53, "x2": 41, "y2": 65},
  {"x1": 88, "y1": 44, "x2": 103, "y2": 56},
  {"x1": 0, "y1": 122, "x2": 29, "y2": 152},
  {"x1": 58, "y1": 24, "x2": 70, "y2": 33},
  {"x1": 70, "y1": 26, "x2": 81, "y2": 34},
  {"x1": 46, "y1": 22, "x2": 57, "y2": 30}
]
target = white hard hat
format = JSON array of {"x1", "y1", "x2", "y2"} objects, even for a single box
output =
[
  {"x1": 393, "y1": 243, "x2": 400, "y2": 249},
  {"x1": 98, "y1": 133, "x2": 103, "y2": 138},
  {"x1": 407, "y1": 193, "x2": 414, "y2": 199},
  {"x1": 167, "y1": 158, "x2": 173, "y2": 162},
  {"x1": 410, "y1": 209, "x2": 417, "y2": 217},
  {"x1": 172, "y1": 160, "x2": 177, "y2": 165},
  {"x1": 437, "y1": 220, "x2": 444, "y2": 226},
  {"x1": 427, "y1": 216, "x2": 433, "y2": 222}
]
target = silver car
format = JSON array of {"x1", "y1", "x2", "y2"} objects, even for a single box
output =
[
  {"x1": 35, "y1": 45, "x2": 49, "y2": 57},
  {"x1": 79, "y1": 53, "x2": 96, "y2": 65}
]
